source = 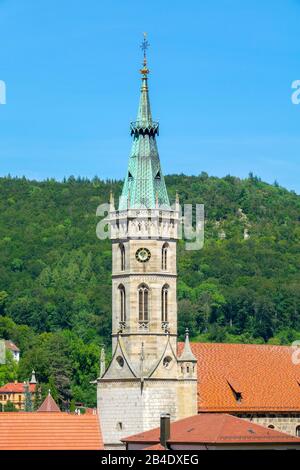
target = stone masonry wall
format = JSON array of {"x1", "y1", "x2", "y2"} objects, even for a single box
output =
[
  {"x1": 97, "y1": 381, "x2": 143, "y2": 449},
  {"x1": 238, "y1": 413, "x2": 300, "y2": 437},
  {"x1": 98, "y1": 379, "x2": 179, "y2": 448},
  {"x1": 142, "y1": 380, "x2": 178, "y2": 431}
]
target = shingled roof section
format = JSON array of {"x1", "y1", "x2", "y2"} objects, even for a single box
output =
[
  {"x1": 123, "y1": 413, "x2": 300, "y2": 446},
  {"x1": 0, "y1": 412, "x2": 103, "y2": 450},
  {"x1": 177, "y1": 342, "x2": 300, "y2": 412}
]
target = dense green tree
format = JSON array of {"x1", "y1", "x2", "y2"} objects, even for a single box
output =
[
  {"x1": 0, "y1": 350, "x2": 18, "y2": 386},
  {"x1": 4, "y1": 400, "x2": 18, "y2": 412},
  {"x1": 0, "y1": 174, "x2": 299, "y2": 405},
  {"x1": 24, "y1": 382, "x2": 33, "y2": 412}
]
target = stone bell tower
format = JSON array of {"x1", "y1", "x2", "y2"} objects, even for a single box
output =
[{"x1": 97, "y1": 36, "x2": 197, "y2": 449}]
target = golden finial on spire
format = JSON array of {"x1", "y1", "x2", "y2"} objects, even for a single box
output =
[{"x1": 140, "y1": 32, "x2": 150, "y2": 76}]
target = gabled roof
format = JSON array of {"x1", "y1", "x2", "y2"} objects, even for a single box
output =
[
  {"x1": 0, "y1": 412, "x2": 103, "y2": 450},
  {"x1": 37, "y1": 393, "x2": 60, "y2": 412},
  {"x1": 122, "y1": 413, "x2": 300, "y2": 446},
  {"x1": 4, "y1": 340, "x2": 20, "y2": 352},
  {"x1": 0, "y1": 382, "x2": 36, "y2": 393},
  {"x1": 178, "y1": 342, "x2": 300, "y2": 412},
  {"x1": 102, "y1": 334, "x2": 138, "y2": 380}
]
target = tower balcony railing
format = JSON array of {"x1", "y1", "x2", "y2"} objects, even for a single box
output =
[
  {"x1": 119, "y1": 321, "x2": 126, "y2": 332},
  {"x1": 110, "y1": 207, "x2": 180, "y2": 220},
  {"x1": 130, "y1": 120, "x2": 159, "y2": 136},
  {"x1": 161, "y1": 321, "x2": 170, "y2": 333},
  {"x1": 138, "y1": 321, "x2": 149, "y2": 332}
]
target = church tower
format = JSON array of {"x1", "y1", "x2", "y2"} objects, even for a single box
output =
[{"x1": 97, "y1": 36, "x2": 197, "y2": 449}]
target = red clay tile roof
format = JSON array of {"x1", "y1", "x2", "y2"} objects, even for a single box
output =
[
  {"x1": 4, "y1": 340, "x2": 20, "y2": 352},
  {"x1": 0, "y1": 382, "x2": 36, "y2": 393},
  {"x1": 123, "y1": 413, "x2": 300, "y2": 446},
  {"x1": 37, "y1": 394, "x2": 60, "y2": 412},
  {"x1": 0, "y1": 412, "x2": 103, "y2": 450},
  {"x1": 178, "y1": 342, "x2": 300, "y2": 412}
]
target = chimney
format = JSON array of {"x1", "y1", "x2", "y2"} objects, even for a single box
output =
[{"x1": 160, "y1": 413, "x2": 170, "y2": 449}]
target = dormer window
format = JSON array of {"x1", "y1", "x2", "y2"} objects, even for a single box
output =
[
  {"x1": 227, "y1": 380, "x2": 243, "y2": 403},
  {"x1": 155, "y1": 171, "x2": 161, "y2": 180},
  {"x1": 128, "y1": 171, "x2": 133, "y2": 180}
]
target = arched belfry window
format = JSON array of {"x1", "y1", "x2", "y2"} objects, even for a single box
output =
[
  {"x1": 119, "y1": 243, "x2": 125, "y2": 271},
  {"x1": 161, "y1": 284, "x2": 169, "y2": 322},
  {"x1": 118, "y1": 284, "x2": 126, "y2": 322},
  {"x1": 162, "y1": 243, "x2": 169, "y2": 270},
  {"x1": 138, "y1": 283, "x2": 149, "y2": 322},
  {"x1": 296, "y1": 426, "x2": 300, "y2": 437}
]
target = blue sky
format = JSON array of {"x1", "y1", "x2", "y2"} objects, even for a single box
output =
[{"x1": 0, "y1": 0, "x2": 299, "y2": 192}]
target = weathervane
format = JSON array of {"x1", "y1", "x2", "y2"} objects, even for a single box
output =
[
  {"x1": 140, "y1": 33, "x2": 150, "y2": 74},
  {"x1": 140, "y1": 32, "x2": 149, "y2": 59}
]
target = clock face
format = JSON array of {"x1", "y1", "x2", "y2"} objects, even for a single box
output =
[{"x1": 136, "y1": 247, "x2": 151, "y2": 263}]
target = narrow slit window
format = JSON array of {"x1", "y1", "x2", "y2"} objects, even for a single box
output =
[
  {"x1": 162, "y1": 243, "x2": 169, "y2": 270},
  {"x1": 119, "y1": 243, "x2": 125, "y2": 271},
  {"x1": 138, "y1": 284, "x2": 149, "y2": 322},
  {"x1": 118, "y1": 284, "x2": 126, "y2": 322},
  {"x1": 161, "y1": 284, "x2": 169, "y2": 322}
]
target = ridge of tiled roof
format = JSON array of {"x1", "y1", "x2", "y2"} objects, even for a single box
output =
[
  {"x1": 177, "y1": 342, "x2": 300, "y2": 413},
  {"x1": 122, "y1": 413, "x2": 300, "y2": 445},
  {"x1": 0, "y1": 382, "x2": 36, "y2": 393}
]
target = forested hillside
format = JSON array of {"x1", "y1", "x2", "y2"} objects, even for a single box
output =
[{"x1": 0, "y1": 173, "x2": 299, "y2": 407}]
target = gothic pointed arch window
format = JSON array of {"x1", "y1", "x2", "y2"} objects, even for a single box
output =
[
  {"x1": 118, "y1": 284, "x2": 126, "y2": 322},
  {"x1": 119, "y1": 243, "x2": 125, "y2": 271},
  {"x1": 138, "y1": 283, "x2": 149, "y2": 322},
  {"x1": 161, "y1": 284, "x2": 169, "y2": 322},
  {"x1": 162, "y1": 242, "x2": 169, "y2": 270}
]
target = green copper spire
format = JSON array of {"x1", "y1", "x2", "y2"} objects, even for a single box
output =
[{"x1": 119, "y1": 35, "x2": 170, "y2": 210}]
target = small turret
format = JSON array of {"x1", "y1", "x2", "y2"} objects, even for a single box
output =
[
  {"x1": 100, "y1": 347, "x2": 106, "y2": 378},
  {"x1": 178, "y1": 329, "x2": 197, "y2": 379},
  {"x1": 30, "y1": 369, "x2": 37, "y2": 384},
  {"x1": 109, "y1": 190, "x2": 115, "y2": 212},
  {"x1": 175, "y1": 191, "x2": 179, "y2": 208},
  {"x1": 176, "y1": 329, "x2": 198, "y2": 419}
]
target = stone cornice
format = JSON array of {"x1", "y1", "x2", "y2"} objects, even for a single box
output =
[
  {"x1": 111, "y1": 333, "x2": 177, "y2": 338},
  {"x1": 112, "y1": 273, "x2": 177, "y2": 280}
]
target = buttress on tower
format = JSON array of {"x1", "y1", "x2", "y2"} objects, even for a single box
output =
[{"x1": 97, "y1": 38, "x2": 198, "y2": 449}]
